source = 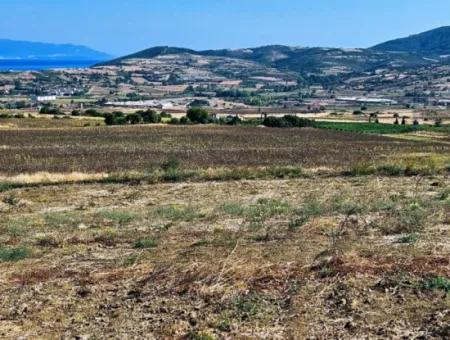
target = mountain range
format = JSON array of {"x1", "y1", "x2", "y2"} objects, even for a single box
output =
[
  {"x1": 0, "y1": 39, "x2": 111, "y2": 61},
  {"x1": 101, "y1": 26, "x2": 450, "y2": 77},
  {"x1": 2, "y1": 26, "x2": 450, "y2": 75}
]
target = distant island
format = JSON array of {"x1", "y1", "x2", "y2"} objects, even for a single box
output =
[
  {"x1": 0, "y1": 39, "x2": 111, "y2": 61},
  {"x1": 0, "y1": 39, "x2": 111, "y2": 71}
]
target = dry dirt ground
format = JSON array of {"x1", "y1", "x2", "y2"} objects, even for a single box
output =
[{"x1": 1, "y1": 175, "x2": 449, "y2": 339}]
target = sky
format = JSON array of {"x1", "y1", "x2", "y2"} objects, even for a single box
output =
[{"x1": 1, "y1": 0, "x2": 450, "y2": 57}]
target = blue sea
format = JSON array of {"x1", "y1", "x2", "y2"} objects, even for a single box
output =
[{"x1": 0, "y1": 60, "x2": 102, "y2": 71}]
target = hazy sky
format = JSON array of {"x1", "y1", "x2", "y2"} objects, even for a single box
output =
[{"x1": 2, "y1": 0, "x2": 450, "y2": 56}]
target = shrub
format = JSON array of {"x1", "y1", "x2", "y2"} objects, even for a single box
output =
[
  {"x1": 104, "y1": 111, "x2": 126, "y2": 125},
  {"x1": 263, "y1": 116, "x2": 289, "y2": 128},
  {"x1": 187, "y1": 107, "x2": 210, "y2": 124},
  {"x1": 39, "y1": 105, "x2": 62, "y2": 115},
  {"x1": 139, "y1": 109, "x2": 161, "y2": 123},
  {"x1": 161, "y1": 155, "x2": 181, "y2": 171},
  {"x1": 180, "y1": 116, "x2": 190, "y2": 125},
  {"x1": 283, "y1": 115, "x2": 316, "y2": 127},
  {"x1": 226, "y1": 115, "x2": 242, "y2": 125},
  {"x1": 263, "y1": 115, "x2": 315, "y2": 128},
  {"x1": 85, "y1": 109, "x2": 102, "y2": 117},
  {"x1": 169, "y1": 117, "x2": 180, "y2": 125},
  {"x1": 126, "y1": 113, "x2": 143, "y2": 125}
]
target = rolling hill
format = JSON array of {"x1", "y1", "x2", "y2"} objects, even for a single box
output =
[
  {"x1": 371, "y1": 26, "x2": 450, "y2": 56},
  {"x1": 100, "y1": 26, "x2": 450, "y2": 77}
]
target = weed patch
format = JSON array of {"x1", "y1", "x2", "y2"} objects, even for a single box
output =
[
  {"x1": 97, "y1": 210, "x2": 138, "y2": 225},
  {"x1": 154, "y1": 204, "x2": 203, "y2": 221},
  {"x1": 422, "y1": 276, "x2": 450, "y2": 293},
  {"x1": 0, "y1": 247, "x2": 31, "y2": 262},
  {"x1": 133, "y1": 239, "x2": 157, "y2": 249}
]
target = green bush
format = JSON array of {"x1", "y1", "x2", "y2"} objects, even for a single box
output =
[
  {"x1": 263, "y1": 115, "x2": 315, "y2": 128},
  {"x1": 138, "y1": 109, "x2": 161, "y2": 123},
  {"x1": 84, "y1": 109, "x2": 103, "y2": 117},
  {"x1": 104, "y1": 111, "x2": 126, "y2": 125},
  {"x1": 169, "y1": 117, "x2": 180, "y2": 125},
  {"x1": 180, "y1": 116, "x2": 190, "y2": 125},
  {"x1": 161, "y1": 155, "x2": 181, "y2": 171},
  {"x1": 186, "y1": 107, "x2": 210, "y2": 124},
  {"x1": 39, "y1": 105, "x2": 63, "y2": 115},
  {"x1": 126, "y1": 113, "x2": 143, "y2": 124}
]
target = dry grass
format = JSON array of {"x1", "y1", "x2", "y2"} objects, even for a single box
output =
[
  {"x1": 0, "y1": 172, "x2": 108, "y2": 184},
  {"x1": 0, "y1": 176, "x2": 448, "y2": 338}
]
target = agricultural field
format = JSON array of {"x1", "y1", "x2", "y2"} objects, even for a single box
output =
[
  {"x1": 0, "y1": 125, "x2": 449, "y2": 175},
  {"x1": 0, "y1": 122, "x2": 449, "y2": 339}
]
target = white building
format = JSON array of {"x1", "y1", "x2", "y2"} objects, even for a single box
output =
[{"x1": 31, "y1": 95, "x2": 57, "y2": 102}]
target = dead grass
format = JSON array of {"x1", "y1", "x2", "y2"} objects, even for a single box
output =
[{"x1": 0, "y1": 175, "x2": 448, "y2": 338}]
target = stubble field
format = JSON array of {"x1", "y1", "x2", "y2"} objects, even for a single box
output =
[
  {"x1": 0, "y1": 125, "x2": 448, "y2": 175},
  {"x1": 0, "y1": 122, "x2": 449, "y2": 339}
]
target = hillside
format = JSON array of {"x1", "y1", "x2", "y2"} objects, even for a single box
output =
[
  {"x1": 372, "y1": 26, "x2": 450, "y2": 56},
  {"x1": 101, "y1": 26, "x2": 450, "y2": 77},
  {"x1": 102, "y1": 45, "x2": 432, "y2": 77},
  {"x1": 0, "y1": 39, "x2": 111, "y2": 61}
]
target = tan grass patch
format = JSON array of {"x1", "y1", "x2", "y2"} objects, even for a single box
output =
[{"x1": 0, "y1": 172, "x2": 108, "y2": 184}]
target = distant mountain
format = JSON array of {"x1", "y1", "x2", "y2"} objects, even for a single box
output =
[
  {"x1": 371, "y1": 26, "x2": 450, "y2": 56},
  {"x1": 99, "y1": 26, "x2": 450, "y2": 76},
  {"x1": 101, "y1": 45, "x2": 429, "y2": 76},
  {"x1": 0, "y1": 39, "x2": 111, "y2": 61}
]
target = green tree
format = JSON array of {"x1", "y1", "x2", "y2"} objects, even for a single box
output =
[
  {"x1": 186, "y1": 107, "x2": 210, "y2": 124},
  {"x1": 139, "y1": 109, "x2": 161, "y2": 124}
]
